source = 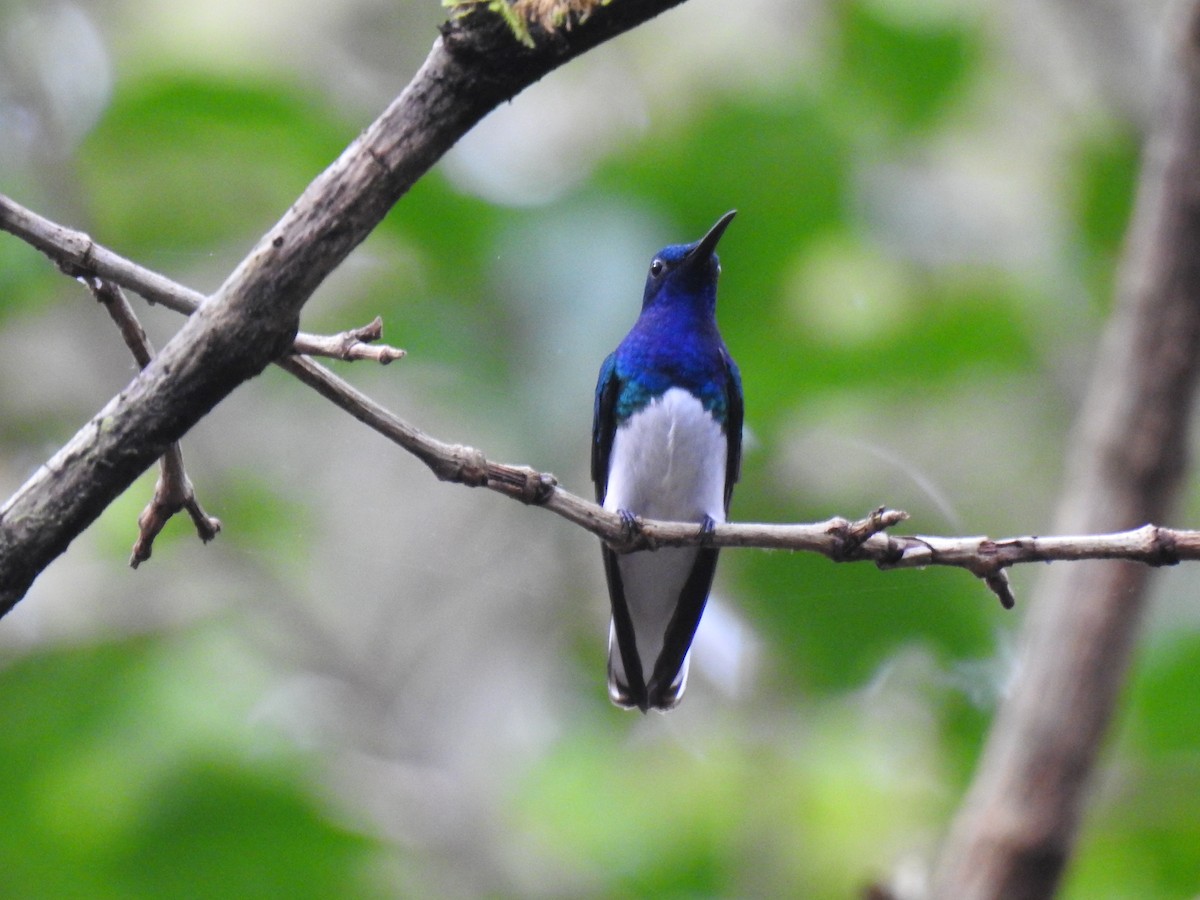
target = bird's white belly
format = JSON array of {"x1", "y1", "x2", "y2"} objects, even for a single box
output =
[
  {"x1": 602, "y1": 388, "x2": 728, "y2": 687},
  {"x1": 602, "y1": 387, "x2": 727, "y2": 524}
]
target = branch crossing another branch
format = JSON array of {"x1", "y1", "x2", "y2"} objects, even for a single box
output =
[{"x1": 7, "y1": 195, "x2": 1200, "y2": 608}]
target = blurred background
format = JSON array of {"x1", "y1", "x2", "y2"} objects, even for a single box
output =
[{"x1": 1, "y1": 0, "x2": 1197, "y2": 896}]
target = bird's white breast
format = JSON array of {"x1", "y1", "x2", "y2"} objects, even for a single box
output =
[{"x1": 602, "y1": 387, "x2": 727, "y2": 524}]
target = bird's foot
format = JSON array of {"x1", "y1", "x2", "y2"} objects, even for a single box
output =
[
  {"x1": 615, "y1": 508, "x2": 647, "y2": 551},
  {"x1": 697, "y1": 515, "x2": 717, "y2": 545}
]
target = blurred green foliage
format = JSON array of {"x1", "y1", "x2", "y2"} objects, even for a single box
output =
[
  {"x1": 0, "y1": 233, "x2": 57, "y2": 326},
  {"x1": 0, "y1": 639, "x2": 383, "y2": 899},
  {"x1": 836, "y1": 2, "x2": 978, "y2": 134},
  {"x1": 1071, "y1": 125, "x2": 1141, "y2": 307},
  {"x1": 1, "y1": 0, "x2": 1195, "y2": 897},
  {"x1": 79, "y1": 77, "x2": 350, "y2": 258}
]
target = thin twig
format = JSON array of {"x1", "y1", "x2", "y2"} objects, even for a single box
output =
[
  {"x1": 0, "y1": 194, "x2": 406, "y2": 365},
  {"x1": 295, "y1": 317, "x2": 406, "y2": 364},
  {"x1": 279, "y1": 356, "x2": 1200, "y2": 610},
  {"x1": 87, "y1": 277, "x2": 221, "y2": 566},
  {"x1": 130, "y1": 443, "x2": 222, "y2": 568},
  {"x1": 12, "y1": 206, "x2": 1200, "y2": 608},
  {"x1": 86, "y1": 276, "x2": 154, "y2": 367}
]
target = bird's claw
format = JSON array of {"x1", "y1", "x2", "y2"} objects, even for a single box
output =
[{"x1": 614, "y1": 508, "x2": 641, "y2": 547}]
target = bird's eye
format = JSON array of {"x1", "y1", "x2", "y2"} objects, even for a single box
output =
[{"x1": 650, "y1": 259, "x2": 665, "y2": 277}]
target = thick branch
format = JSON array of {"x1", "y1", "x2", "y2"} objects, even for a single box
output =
[
  {"x1": 0, "y1": 0, "x2": 689, "y2": 613},
  {"x1": 930, "y1": 3, "x2": 1200, "y2": 897}
]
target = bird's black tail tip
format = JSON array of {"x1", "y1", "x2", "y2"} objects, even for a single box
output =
[{"x1": 608, "y1": 679, "x2": 685, "y2": 713}]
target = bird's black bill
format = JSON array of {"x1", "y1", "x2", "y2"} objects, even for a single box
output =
[{"x1": 688, "y1": 210, "x2": 737, "y2": 261}]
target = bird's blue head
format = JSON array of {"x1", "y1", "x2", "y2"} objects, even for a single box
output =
[{"x1": 641, "y1": 210, "x2": 736, "y2": 313}]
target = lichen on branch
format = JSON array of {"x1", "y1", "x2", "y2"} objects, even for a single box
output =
[{"x1": 444, "y1": 0, "x2": 611, "y2": 46}]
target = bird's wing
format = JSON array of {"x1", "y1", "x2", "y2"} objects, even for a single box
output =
[
  {"x1": 646, "y1": 546, "x2": 718, "y2": 709},
  {"x1": 593, "y1": 353, "x2": 648, "y2": 706},
  {"x1": 722, "y1": 349, "x2": 744, "y2": 514},
  {"x1": 592, "y1": 353, "x2": 620, "y2": 503},
  {"x1": 603, "y1": 545, "x2": 647, "y2": 708}
]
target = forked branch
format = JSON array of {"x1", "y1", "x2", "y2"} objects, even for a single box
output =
[
  {"x1": 2, "y1": 196, "x2": 406, "y2": 364},
  {"x1": 9, "y1": 205, "x2": 1199, "y2": 608},
  {"x1": 87, "y1": 277, "x2": 222, "y2": 566}
]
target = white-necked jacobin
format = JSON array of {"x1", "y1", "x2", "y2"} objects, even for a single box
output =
[{"x1": 592, "y1": 211, "x2": 743, "y2": 712}]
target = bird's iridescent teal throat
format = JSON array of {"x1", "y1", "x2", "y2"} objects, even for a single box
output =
[{"x1": 616, "y1": 378, "x2": 730, "y2": 425}]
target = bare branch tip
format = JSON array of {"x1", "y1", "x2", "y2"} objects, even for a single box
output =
[
  {"x1": 293, "y1": 317, "x2": 406, "y2": 364},
  {"x1": 831, "y1": 506, "x2": 909, "y2": 560},
  {"x1": 985, "y1": 570, "x2": 1017, "y2": 610},
  {"x1": 129, "y1": 497, "x2": 221, "y2": 569},
  {"x1": 128, "y1": 542, "x2": 149, "y2": 570},
  {"x1": 375, "y1": 347, "x2": 408, "y2": 365},
  {"x1": 347, "y1": 316, "x2": 385, "y2": 343},
  {"x1": 184, "y1": 499, "x2": 222, "y2": 543},
  {"x1": 130, "y1": 502, "x2": 165, "y2": 569}
]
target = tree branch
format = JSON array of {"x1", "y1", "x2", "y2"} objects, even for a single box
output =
[
  {"x1": 271, "y1": 358, "x2": 1200, "y2": 607},
  {"x1": 0, "y1": 195, "x2": 405, "y2": 364},
  {"x1": 0, "y1": 0, "x2": 690, "y2": 613},
  {"x1": 295, "y1": 317, "x2": 405, "y2": 364},
  {"x1": 929, "y1": 2, "x2": 1200, "y2": 896},
  {"x1": 11, "y1": 195, "x2": 1200, "y2": 612},
  {"x1": 86, "y1": 277, "x2": 222, "y2": 566}
]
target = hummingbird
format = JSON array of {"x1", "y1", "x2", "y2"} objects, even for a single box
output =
[{"x1": 592, "y1": 211, "x2": 743, "y2": 712}]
